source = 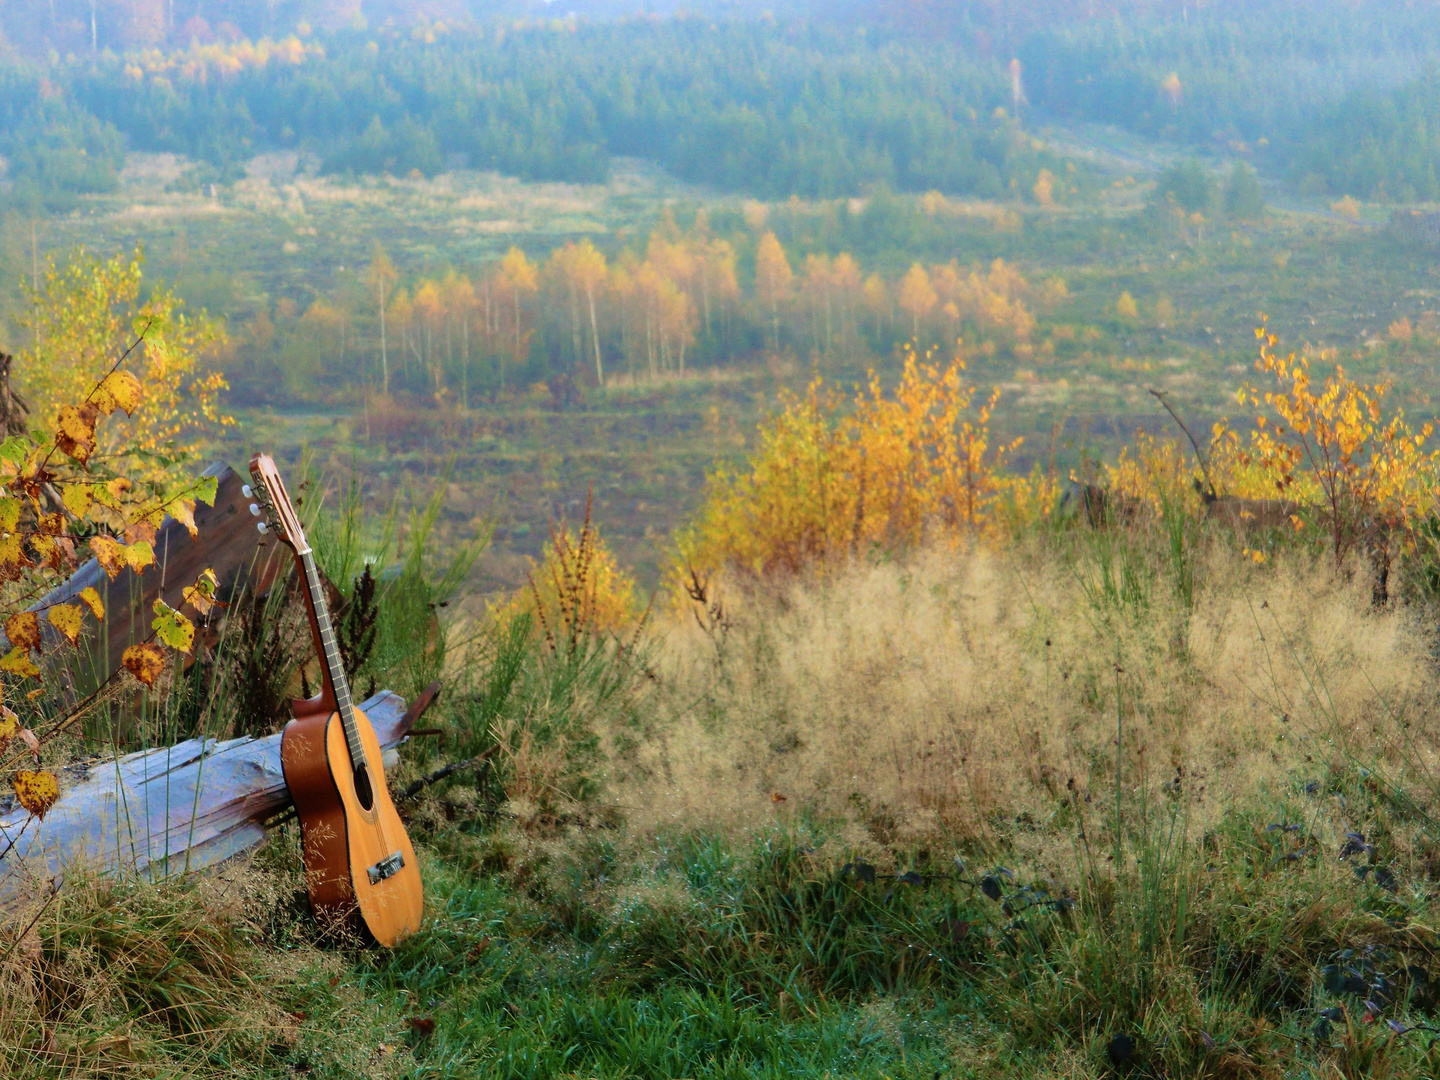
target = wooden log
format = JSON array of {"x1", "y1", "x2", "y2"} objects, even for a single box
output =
[{"x1": 0, "y1": 690, "x2": 416, "y2": 896}]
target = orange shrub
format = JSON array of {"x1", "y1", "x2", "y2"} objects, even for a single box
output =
[
  {"x1": 1219, "y1": 320, "x2": 1439, "y2": 567},
  {"x1": 681, "y1": 344, "x2": 1025, "y2": 577},
  {"x1": 491, "y1": 494, "x2": 638, "y2": 650}
]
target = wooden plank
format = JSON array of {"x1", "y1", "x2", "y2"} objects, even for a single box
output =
[
  {"x1": 29, "y1": 462, "x2": 283, "y2": 693},
  {"x1": 0, "y1": 690, "x2": 416, "y2": 895}
]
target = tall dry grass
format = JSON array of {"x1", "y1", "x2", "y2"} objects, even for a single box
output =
[{"x1": 623, "y1": 534, "x2": 1440, "y2": 858}]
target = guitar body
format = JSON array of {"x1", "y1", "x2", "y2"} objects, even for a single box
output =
[
  {"x1": 250, "y1": 451, "x2": 422, "y2": 948},
  {"x1": 281, "y1": 705, "x2": 423, "y2": 947}
]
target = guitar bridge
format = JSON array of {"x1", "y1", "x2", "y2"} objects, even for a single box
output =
[{"x1": 367, "y1": 851, "x2": 405, "y2": 885}]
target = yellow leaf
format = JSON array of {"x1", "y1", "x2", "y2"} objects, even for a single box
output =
[
  {"x1": 0, "y1": 497, "x2": 19, "y2": 533},
  {"x1": 54, "y1": 403, "x2": 99, "y2": 463},
  {"x1": 125, "y1": 540, "x2": 155, "y2": 574},
  {"x1": 5, "y1": 611, "x2": 40, "y2": 652},
  {"x1": 92, "y1": 478, "x2": 131, "y2": 511},
  {"x1": 0, "y1": 706, "x2": 16, "y2": 742},
  {"x1": 78, "y1": 587, "x2": 104, "y2": 620},
  {"x1": 170, "y1": 498, "x2": 198, "y2": 540},
  {"x1": 182, "y1": 568, "x2": 223, "y2": 616},
  {"x1": 123, "y1": 642, "x2": 167, "y2": 687},
  {"x1": 151, "y1": 600, "x2": 195, "y2": 653},
  {"x1": 0, "y1": 533, "x2": 27, "y2": 580},
  {"x1": 47, "y1": 604, "x2": 84, "y2": 646},
  {"x1": 90, "y1": 536, "x2": 125, "y2": 580},
  {"x1": 59, "y1": 484, "x2": 94, "y2": 520},
  {"x1": 13, "y1": 770, "x2": 59, "y2": 818},
  {"x1": 94, "y1": 370, "x2": 144, "y2": 416},
  {"x1": 0, "y1": 646, "x2": 41, "y2": 680}
]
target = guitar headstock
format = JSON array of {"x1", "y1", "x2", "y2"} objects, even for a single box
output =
[{"x1": 246, "y1": 453, "x2": 310, "y2": 554}]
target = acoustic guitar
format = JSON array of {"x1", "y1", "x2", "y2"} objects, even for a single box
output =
[{"x1": 246, "y1": 453, "x2": 423, "y2": 947}]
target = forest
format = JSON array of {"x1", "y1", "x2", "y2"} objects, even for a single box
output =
[{"x1": 8, "y1": 2, "x2": 1440, "y2": 210}]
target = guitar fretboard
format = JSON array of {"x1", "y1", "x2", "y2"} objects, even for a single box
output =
[{"x1": 300, "y1": 548, "x2": 366, "y2": 769}]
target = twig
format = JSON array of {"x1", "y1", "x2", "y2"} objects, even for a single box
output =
[
  {"x1": 1148, "y1": 387, "x2": 1215, "y2": 498},
  {"x1": 0, "y1": 879, "x2": 60, "y2": 967},
  {"x1": 399, "y1": 745, "x2": 499, "y2": 802}
]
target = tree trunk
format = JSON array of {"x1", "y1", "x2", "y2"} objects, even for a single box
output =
[{"x1": 586, "y1": 284, "x2": 603, "y2": 386}]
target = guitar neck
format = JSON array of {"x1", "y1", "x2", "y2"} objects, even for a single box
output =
[{"x1": 296, "y1": 547, "x2": 365, "y2": 768}]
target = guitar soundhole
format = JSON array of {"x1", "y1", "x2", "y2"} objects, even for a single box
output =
[{"x1": 353, "y1": 763, "x2": 375, "y2": 811}]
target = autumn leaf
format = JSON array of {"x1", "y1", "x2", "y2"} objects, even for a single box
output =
[
  {"x1": 182, "y1": 568, "x2": 223, "y2": 617},
  {"x1": 123, "y1": 520, "x2": 158, "y2": 546},
  {"x1": 0, "y1": 706, "x2": 16, "y2": 742},
  {"x1": 0, "y1": 647, "x2": 41, "y2": 680},
  {"x1": 13, "y1": 770, "x2": 60, "y2": 818},
  {"x1": 0, "y1": 533, "x2": 31, "y2": 582},
  {"x1": 78, "y1": 587, "x2": 104, "y2": 620},
  {"x1": 122, "y1": 642, "x2": 167, "y2": 688},
  {"x1": 169, "y1": 498, "x2": 199, "y2": 540},
  {"x1": 59, "y1": 484, "x2": 94, "y2": 520},
  {"x1": 125, "y1": 540, "x2": 155, "y2": 574},
  {"x1": 151, "y1": 599, "x2": 195, "y2": 653},
  {"x1": 91, "y1": 478, "x2": 131, "y2": 511},
  {"x1": 30, "y1": 534, "x2": 77, "y2": 574},
  {"x1": 93, "y1": 370, "x2": 144, "y2": 416},
  {"x1": 0, "y1": 435, "x2": 27, "y2": 467},
  {"x1": 55, "y1": 402, "x2": 99, "y2": 463},
  {"x1": 0, "y1": 497, "x2": 20, "y2": 532},
  {"x1": 90, "y1": 536, "x2": 125, "y2": 580},
  {"x1": 5, "y1": 612, "x2": 40, "y2": 653},
  {"x1": 47, "y1": 604, "x2": 84, "y2": 645},
  {"x1": 90, "y1": 536, "x2": 154, "y2": 580}
]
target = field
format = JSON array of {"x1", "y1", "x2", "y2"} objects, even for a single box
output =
[
  {"x1": 11, "y1": 51, "x2": 1440, "y2": 1077},
  {"x1": 8, "y1": 128, "x2": 1440, "y2": 595}
]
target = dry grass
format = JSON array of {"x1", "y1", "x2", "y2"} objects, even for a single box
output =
[{"x1": 625, "y1": 533, "x2": 1440, "y2": 855}]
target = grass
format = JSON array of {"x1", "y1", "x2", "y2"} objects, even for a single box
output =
[{"x1": 12, "y1": 490, "x2": 1440, "y2": 1077}]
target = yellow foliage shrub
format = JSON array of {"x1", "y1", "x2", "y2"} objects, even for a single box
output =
[
  {"x1": 492, "y1": 494, "x2": 638, "y2": 649},
  {"x1": 1218, "y1": 320, "x2": 1439, "y2": 566},
  {"x1": 1103, "y1": 431, "x2": 1204, "y2": 516},
  {"x1": 682, "y1": 344, "x2": 1038, "y2": 577},
  {"x1": 16, "y1": 245, "x2": 230, "y2": 483}
]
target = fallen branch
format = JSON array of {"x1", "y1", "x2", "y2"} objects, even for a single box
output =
[{"x1": 400, "y1": 745, "x2": 499, "y2": 802}]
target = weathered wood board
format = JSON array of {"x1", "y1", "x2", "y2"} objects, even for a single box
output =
[
  {"x1": 0, "y1": 691, "x2": 415, "y2": 895},
  {"x1": 28, "y1": 462, "x2": 282, "y2": 691}
]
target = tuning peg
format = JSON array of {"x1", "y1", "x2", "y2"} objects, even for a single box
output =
[
  {"x1": 242, "y1": 484, "x2": 253, "y2": 498},
  {"x1": 249, "y1": 503, "x2": 261, "y2": 517},
  {"x1": 257, "y1": 522, "x2": 269, "y2": 535}
]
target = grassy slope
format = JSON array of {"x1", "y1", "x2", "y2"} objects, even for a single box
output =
[{"x1": 10, "y1": 516, "x2": 1440, "y2": 1077}]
